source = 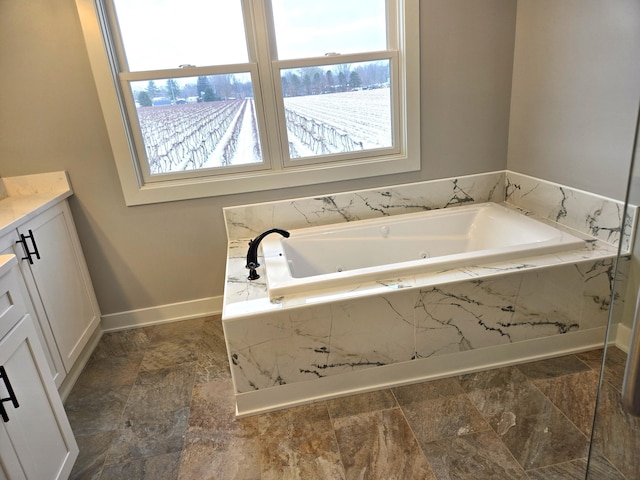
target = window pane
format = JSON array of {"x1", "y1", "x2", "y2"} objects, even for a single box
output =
[
  {"x1": 130, "y1": 74, "x2": 262, "y2": 175},
  {"x1": 281, "y1": 60, "x2": 392, "y2": 159},
  {"x1": 112, "y1": 0, "x2": 248, "y2": 71},
  {"x1": 271, "y1": 0, "x2": 387, "y2": 60}
]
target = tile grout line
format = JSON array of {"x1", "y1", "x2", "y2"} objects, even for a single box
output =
[
  {"x1": 388, "y1": 387, "x2": 438, "y2": 476},
  {"x1": 177, "y1": 320, "x2": 223, "y2": 480},
  {"x1": 324, "y1": 400, "x2": 350, "y2": 480},
  {"x1": 524, "y1": 456, "x2": 587, "y2": 477},
  {"x1": 524, "y1": 370, "x2": 594, "y2": 444}
]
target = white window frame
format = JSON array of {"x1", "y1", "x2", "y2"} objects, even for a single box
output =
[{"x1": 75, "y1": 0, "x2": 420, "y2": 205}]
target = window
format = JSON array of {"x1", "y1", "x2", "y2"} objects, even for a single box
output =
[{"x1": 76, "y1": 0, "x2": 420, "y2": 205}]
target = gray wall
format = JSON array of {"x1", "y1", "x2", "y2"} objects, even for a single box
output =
[
  {"x1": 2, "y1": 0, "x2": 639, "y2": 318},
  {"x1": 419, "y1": 0, "x2": 516, "y2": 179},
  {"x1": 507, "y1": 0, "x2": 640, "y2": 200},
  {"x1": 0, "y1": 0, "x2": 517, "y2": 315}
]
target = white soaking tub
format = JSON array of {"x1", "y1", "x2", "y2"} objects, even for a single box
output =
[{"x1": 260, "y1": 202, "x2": 586, "y2": 298}]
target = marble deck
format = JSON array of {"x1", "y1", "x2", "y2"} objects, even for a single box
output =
[{"x1": 64, "y1": 316, "x2": 637, "y2": 480}]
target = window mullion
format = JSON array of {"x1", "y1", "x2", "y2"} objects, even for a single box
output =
[
  {"x1": 119, "y1": 64, "x2": 259, "y2": 82},
  {"x1": 274, "y1": 51, "x2": 397, "y2": 71},
  {"x1": 243, "y1": 0, "x2": 285, "y2": 172}
]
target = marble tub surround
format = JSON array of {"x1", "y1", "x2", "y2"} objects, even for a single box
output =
[
  {"x1": 0, "y1": 171, "x2": 73, "y2": 235},
  {"x1": 224, "y1": 254, "x2": 623, "y2": 407},
  {"x1": 224, "y1": 170, "x2": 633, "y2": 249},
  {"x1": 222, "y1": 170, "x2": 632, "y2": 415},
  {"x1": 224, "y1": 171, "x2": 506, "y2": 241},
  {"x1": 505, "y1": 171, "x2": 636, "y2": 253}
]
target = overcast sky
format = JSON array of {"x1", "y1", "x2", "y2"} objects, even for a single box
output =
[{"x1": 113, "y1": 0, "x2": 386, "y2": 71}]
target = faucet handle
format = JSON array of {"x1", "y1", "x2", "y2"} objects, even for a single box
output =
[{"x1": 247, "y1": 263, "x2": 260, "y2": 280}]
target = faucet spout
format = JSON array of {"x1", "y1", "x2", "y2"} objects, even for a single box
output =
[{"x1": 246, "y1": 228, "x2": 290, "y2": 280}]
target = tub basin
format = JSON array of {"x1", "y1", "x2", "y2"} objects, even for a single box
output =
[{"x1": 261, "y1": 202, "x2": 585, "y2": 298}]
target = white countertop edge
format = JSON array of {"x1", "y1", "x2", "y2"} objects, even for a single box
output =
[
  {"x1": 2, "y1": 171, "x2": 72, "y2": 197},
  {"x1": 0, "y1": 172, "x2": 72, "y2": 237}
]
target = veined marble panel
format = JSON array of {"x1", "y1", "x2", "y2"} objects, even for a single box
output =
[
  {"x1": 225, "y1": 255, "x2": 617, "y2": 396},
  {"x1": 224, "y1": 171, "x2": 505, "y2": 240},
  {"x1": 578, "y1": 258, "x2": 618, "y2": 330},
  {"x1": 414, "y1": 278, "x2": 519, "y2": 358},
  {"x1": 508, "y1": 265, "x2": 583, "y2": 341},
  {"x1": 225, "y1": 291, "x2": 418, "y2": 394},
  {"x1": 505, "y1": 172, "x2": 634, "y2": 252},
  {"x1": 223, "y1": 240, "x2": 277, "y2": 307},
  {"x1": 324, "y1": 290, "x2": 417, "y2": 375},
  {"x1": 610, "y1": 255, "x2": 631, "y2": 325},
  {"x1": 223, "y1": 305, "x2": 333, "y2": 392}
]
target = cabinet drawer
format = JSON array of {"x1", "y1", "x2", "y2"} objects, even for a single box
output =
[{"x1": 0, "y1": 262, "x2": 28, "y2": 340}]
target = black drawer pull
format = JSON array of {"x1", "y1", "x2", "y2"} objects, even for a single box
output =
[
  {"x1": 16, "y1": 229, "x2": 41, "y2": 264},
  {"x1": 0, "y1": 366, "x2": 20, "y2": 422}
]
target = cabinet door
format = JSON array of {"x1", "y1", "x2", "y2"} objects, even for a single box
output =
[
  {"x1": 18, "y1": 201, "x2": 101, "y2": 371},
  {"x1": 0, "y1": 424, "x2": 27, "y2": 480},
  {"x1": 0, "y1": 315, "x2": 79, "y2": 480},
  {"x1": 0, "y1": 233, "x2": 65, "y2": 388}
]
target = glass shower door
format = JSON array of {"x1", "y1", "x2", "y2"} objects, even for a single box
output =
[{"x1": 586, "y1": 114, "x2": 640, "y2": 480}]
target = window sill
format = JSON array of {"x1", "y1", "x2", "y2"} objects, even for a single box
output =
[{"x1": 118, "y1": 153, "x2": 421, "y2": 205}]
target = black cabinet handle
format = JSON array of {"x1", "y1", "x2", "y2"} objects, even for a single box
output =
[
  {"x1": 15, "y1": 229, "x2": 41, "y2": 264},
  {"x1": 0, "y1": 366, "x2": 20, "y2": 422}
]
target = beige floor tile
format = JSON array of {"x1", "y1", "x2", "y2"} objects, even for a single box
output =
[
  {"x1": 533, "y1": 369, "x2": 599, "y2": 436},
  {"x1": 326, "y1": 389, "x2": 397, "y2": 419},
  {"x1": 394, "y1": 378, "x2": 490, "y2": 444},
  {"x1": 258, "y1": 402, "x2": 346, "y2": 480},
  {"x1": 421, "y1": 430, "x2": 529, "y2": 480},
  {"x1": 333, "y1": 408, "x2": 436, "y2": 480}
]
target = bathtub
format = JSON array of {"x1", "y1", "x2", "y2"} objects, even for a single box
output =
[{"x1": 261, "y1": 202, "x2": 585, "y2": 299}]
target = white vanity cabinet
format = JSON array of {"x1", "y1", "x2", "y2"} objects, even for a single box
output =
[
  {"x1": 0, "y1": 256, "x2": 79, "y2": 480},
  {"x1": 0, "y1": 232, "x2": 65, "y2": 388},
  {"x1": 0, "y1": 200, "x2": 101, "y2": 386}
]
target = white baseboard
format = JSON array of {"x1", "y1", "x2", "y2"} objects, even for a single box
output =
[
  {"x1": 615, "y1": 322, "x2": 633, "y2": 353},
  {"x1": 101, "y1": 296, "x2": 223, "y2": 332}
]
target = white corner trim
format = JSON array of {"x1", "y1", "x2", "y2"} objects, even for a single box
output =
[
  {"x1": 101, "y1": 296, "x2": 223, "y2": 332},
  {"x1": 615, "y1": 322, "x2": 632, "y2": 353}
]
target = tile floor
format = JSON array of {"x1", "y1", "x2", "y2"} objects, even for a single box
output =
[{"x1": 64, "y1": 315, "x2": 638, "y2": 480}]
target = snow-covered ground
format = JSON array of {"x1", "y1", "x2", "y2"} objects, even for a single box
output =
[
  {"x1": 284, "y1": 88, "x2": 392, "y2": 155},
  {"x1": 137, "y1": 89, "x2": 392, "y2": 174}
]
